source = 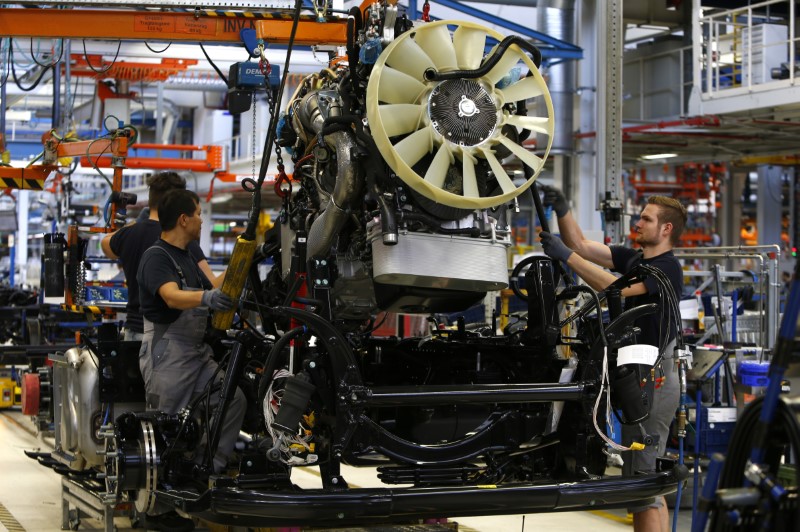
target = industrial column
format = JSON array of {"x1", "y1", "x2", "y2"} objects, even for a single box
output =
[{"x1": 597, "y1": 0, "x2": 624, "y2": 243}]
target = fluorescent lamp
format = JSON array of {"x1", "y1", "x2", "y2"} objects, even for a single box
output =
[
  {"x1": 640, "y1": 153, "x2": 678, "y2": 160},
  {"x1": 6, "y1": 110, "x2": 32, "y2": 122}
]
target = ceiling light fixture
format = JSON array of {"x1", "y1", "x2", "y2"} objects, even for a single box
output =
[{"x1": 640, "y1": 153, "x2": 678, "y2": 160}]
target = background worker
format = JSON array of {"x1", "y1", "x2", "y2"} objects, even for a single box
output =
[
  {"x1": 540, "y1": 189, "x2": 686, "y2": 532},
  {"x1": 101, "y1": 171, "x2": 224, "y2": 341},
  {"x1": 137, "y1": 189, "x2": 245, "y2": 475}
]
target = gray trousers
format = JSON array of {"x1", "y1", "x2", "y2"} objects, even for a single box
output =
[
  {"x1": 140, "y1": 309, "x2": 246, "y2": 473},
  {"x1": 621, "y1": 340, "x2": 680, "y2": 512}
]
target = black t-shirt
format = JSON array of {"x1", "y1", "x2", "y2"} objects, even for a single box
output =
[
  {"x1": 610, "y1": 246, "x2": 684, "y2": 348},
  {"x1": 137, "y1": 239, "x2": 212, "y2": 325},
  {"x1": 110, "y1": 220, "x2": 206, "y2": 332}
]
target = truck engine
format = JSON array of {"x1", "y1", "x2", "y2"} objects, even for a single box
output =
[{"x1": 28, "y1": 2, "x2": 687, "y2": 528}]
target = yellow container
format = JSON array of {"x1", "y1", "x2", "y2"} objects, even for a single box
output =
[{"x1": 0, "y1": 377, "x2": 15, "y2": 409}]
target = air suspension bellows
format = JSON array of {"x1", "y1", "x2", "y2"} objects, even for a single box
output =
[{"x1": 272, "y1": 372, "x2": 316, "y2": 435}]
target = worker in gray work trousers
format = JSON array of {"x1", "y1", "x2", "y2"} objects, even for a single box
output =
[
  {"x1": 101, "y1": 171, "x2": 224, "y2": 341},
  {"x1": 540, "y1": 189, "x2": 685, "y2": 532},
  {"x1": 137, "y1": 189, "x2": 245, "y2": 476}
]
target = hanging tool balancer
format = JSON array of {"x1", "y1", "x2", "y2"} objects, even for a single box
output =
[{"x1": 214, "y1": 54, "x2": 280, "y2": 330}]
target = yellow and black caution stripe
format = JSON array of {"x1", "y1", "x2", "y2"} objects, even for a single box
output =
[
  {"x1": 0, "y1": 501, "x2": 26, "y2": 532},
  {"x1": 0, "y1": 176, "x2": 45, "y2": 191},
  {"x1": 175, "y1": 8, "x2": 333, "y2": 21}
]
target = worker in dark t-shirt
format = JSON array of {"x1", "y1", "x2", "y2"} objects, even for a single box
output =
[
  {"x1": 101, "y1": 171, "x2": 224, "y2": 341},
  {"x1": 539, "y1": 191, "x2": 686, "y2": 532},
  {"x1": 137, "y1": 189, "x2": 245, "y2": 468}
]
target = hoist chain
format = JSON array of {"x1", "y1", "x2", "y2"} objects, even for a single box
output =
[
  {"x1": 422, "y1": 0, "x2": 431, "y2": 22},
  {"x1": 263, "y1": 81, "x2": 291, "y2": 200}
]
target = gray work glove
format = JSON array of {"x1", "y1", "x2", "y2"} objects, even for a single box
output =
[
  {"x1": 201, "y1": 289, "x2": 234, "y2": 311},
  {"x1": 540, "y1": 185, "x2": 570, "y2": 218},
  {"x1": 540, "y1": 231, "x2": 574, "y2": 263}
]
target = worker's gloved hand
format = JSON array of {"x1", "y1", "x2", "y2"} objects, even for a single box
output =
[
  {"x1": 540, "y1": 231, "x2": 574, "y2": 263},
  {"x1": 540, "y1": 185, "x2": 570, "y2": 218},
  {"x1": 201, "y1": 289, "x2": 234, "y2": 311}
]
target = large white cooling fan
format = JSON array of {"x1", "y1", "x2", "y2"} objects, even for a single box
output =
[{"x1": 366, "y1": 20, "x2": 554, "y2": 210}]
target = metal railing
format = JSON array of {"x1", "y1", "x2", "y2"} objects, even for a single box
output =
[
  {"x1": 695, "y1": 0, "x2": 797, "y2": 99},
  {"x1": 674, "y1": 244, "x2": 780, "y2": 350}
]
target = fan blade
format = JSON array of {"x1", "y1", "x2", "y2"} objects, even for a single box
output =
[
  {"x1": 379, "y1": 104, "x2": 425, "y2": 138},
  {"x1": 424, "y1": 143, "x2": 453, "y2": 189},
  {"x1": 461, "y1": 152, "x2": 480, "y2": 198},
  {"x1": 379, "y1": 67, "x2": 428, "y2": 104},
  {"x1": 386, "y1": 37, "x2": 436, "y2": 81},
  {"x1": 498, "y1": 76, "x2": 544, "y2": 104},
  {"x1": 453, "y1": 26, "x2": 486, "y2": 70},
  {"x1": 482, "y1": 148, "x2": 517, "y2": 194},
  {"x1": 505, "y1": 115, "x2": 552, "y2": 136},
  {"x1": 414, "y1": 24, "x2": 458, "y2": 70},
  {"x1": 484, "y1": 45, "x2": 524, "y2": 85},
  {"x1": 395, "y1": 126, "x2": 434, "y2": 168},
  {"x1": 498, "y1": 136, "x2": 544, "y2": 172}
]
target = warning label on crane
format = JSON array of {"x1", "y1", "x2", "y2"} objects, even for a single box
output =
[
  {"x1": 133, "y1": 15, "x2": 175, "y2": 33},
  {"x1": 176, "y1": 17, "x2": 215, "y2": 35},
  {"x1": 133, "y1": 15, "x2": 215, "y2": 36}
]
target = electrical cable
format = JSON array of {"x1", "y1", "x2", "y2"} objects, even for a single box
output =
[
  {"x1": 199, "y1": 42, "x2": 228, "y2": 84},
  {"x1": 0, "y1": 39, "x2": 9, "y2": 87},
  {"x1": 145, "y1": 41, "x2": 172, "y2": 54},
  {"x1": 10, "y1": 47, "x2": 50, "y2": 92},
  {"x1": 30, "y1": 37, "x2": 63, "y2": 67},
  {"x1": 82, "y1": 39, "x2": 121, "y2": 74},
  {"x1": 256, "y1": 325, "x2": 308, "y2": 406}
]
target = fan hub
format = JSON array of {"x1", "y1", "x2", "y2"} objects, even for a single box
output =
[{"x1": 429, "y1": 79, "x2": 497, "y2": 146}]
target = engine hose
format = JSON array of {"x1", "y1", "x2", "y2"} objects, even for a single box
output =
[
  {"x1": 424, "y1": 35, "x2": 543, "y2": 82},
  {"x1": 346, "y1": 7, "x2": 362, "y2": 99},
  {"x1": 396, "y1": 210, "x2": 481, "y2": 237},
  {"x1": 560, "y1": 284, "x2": 608, "y2": 347},
  {"x1": 257, "y1": 325, "x2": 308, "y2": 406},
  {"x1": 509, "y1": 255, "x2": 541, "y2": 302},
  {"x1": 318, "y1": 114, "x2": 398, "y2": 243},
  {"x1": 710, "y1": 396, "x2": 800, "y2": 531},
  {"x1": 375, "y1": 188, "x2": 398, "y2": 244}
]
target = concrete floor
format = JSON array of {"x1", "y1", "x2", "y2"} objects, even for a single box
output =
[{"x1": 0, "y1": 407, "x2": 692, "y2": 531}]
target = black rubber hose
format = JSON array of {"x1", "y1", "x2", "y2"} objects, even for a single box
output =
[
  {"x1": 424, "y1": 35, "x2": 542, "y2": 82},
  {"x1": 256, "y1": 325, "x2": 308, "y2": 405},
  {"x1": 509, "y1": 255, "x2": 542, "y2": 302},
  {"x1": 562, "y1": 284, "x2": 608, "y2": 347},
  {"x1": 396, "y1": 210, "x2": 481, "y2": 237},
  {"x1": 710, "y1": 396, "x2": 800, "y2": 531}
]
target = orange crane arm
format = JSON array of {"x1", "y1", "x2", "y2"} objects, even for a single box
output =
[{"x1": 0, "y1": 9, "x2": 347, "y2": 45}]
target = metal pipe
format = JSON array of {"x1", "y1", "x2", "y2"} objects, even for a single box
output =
[
  {"x1": 575, "y1": 115, "x2": 721, "y2": 139},
  {"x1": 675, "y1": 247, "x2": 780, "y2": 349},
  {"x1": 362, "y1": 382, "x2": 586, "y2": 407},
  {"x1": 674, "y1": 244, "x2": 780, "y2": 257},
  {"x1": 538, "y1": 0, "x2": 576, "y2": 155}
]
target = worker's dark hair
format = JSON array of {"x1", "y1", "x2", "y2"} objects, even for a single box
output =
[
  {"x1": 158, "y1": 189, "x2": 200, "y2": 231},
  {"x1": 146, "y1": 171, "x2": 186, "y2": 210},
  {"x1": 648, "y1": 195, "x2": 688, "y2": 245}
]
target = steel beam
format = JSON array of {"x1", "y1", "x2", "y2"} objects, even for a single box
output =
[
  {"x1": 0, "y1": 9, "x2": 347, "y2": 46},
  {"x1": 431, "y1": 0, "x2": 582, "y2": 59}
]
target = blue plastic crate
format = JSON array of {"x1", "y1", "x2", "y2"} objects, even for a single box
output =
[
  {"x1": 687, "y1": 406, "x2": 735, "y2": 455},
  {"x1": 110, "y1": 287, "x2": 128, "y2": 302},
  {"x1": 85, "y1": 286, "x2": 110, "y2": 301}
]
